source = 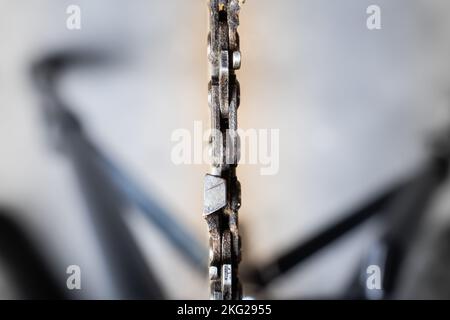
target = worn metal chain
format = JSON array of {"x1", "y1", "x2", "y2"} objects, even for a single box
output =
[{"x1": 203, "y1": 0, "x2": 243, "y2": 300}]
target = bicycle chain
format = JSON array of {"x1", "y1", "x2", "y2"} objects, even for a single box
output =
[{"x1": 203, "y1": 0, "x2": 243, "y2": 300}]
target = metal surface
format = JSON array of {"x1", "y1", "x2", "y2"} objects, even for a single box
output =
[{"x1": 204, "y1": 0, "x2": 243, "y2": 300}]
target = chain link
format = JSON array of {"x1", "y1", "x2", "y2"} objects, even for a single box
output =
[{"x1": 204, "y1": 0, "x2": 243, "y2": 300}]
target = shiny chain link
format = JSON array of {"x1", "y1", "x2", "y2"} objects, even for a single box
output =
[{"x1": 203, "y1": 0, "x2": 242, "y2": 300}]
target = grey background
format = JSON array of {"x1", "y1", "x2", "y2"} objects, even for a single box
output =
[{"x1": 0, "y1": 0, "x2": 449, "y2": 298}]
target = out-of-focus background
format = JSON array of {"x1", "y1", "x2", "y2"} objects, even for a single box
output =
[{"x1": 0, "y1": 0, "x2": 449, "y2": 299}]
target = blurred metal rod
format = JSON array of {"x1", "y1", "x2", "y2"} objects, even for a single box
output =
[
  {"x1": 89, "y1": 142, "x2": 208, "y2": 270},
  {"x1": 246, "y1": 181, "x2": 405, "y2": 289},
  {"x1": 349, "y1": 143, "x2": 449, "y2": 299},
  {"x1": 32, "y1": 53, "x2": 207, "y2": 274}
]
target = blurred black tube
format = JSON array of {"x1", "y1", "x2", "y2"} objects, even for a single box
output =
[
  {"x1": 32, "y1": 53, "x2": 207, "y2": 273},
  {"x1": 33, "y1": 54, "x2": 166, "y2": 299},
  {"x1": 91, "y1": 144, "x2": 207, "y2": 270},
  {"x1": 348, "y1": 150, "x2": 449, "y2": 299},
  {"x1": 0, "y1": 211, "x2": 65, "y2": 299},
  {"x1": 246, "y1": 181, "x2": 405, "y2": 289}
]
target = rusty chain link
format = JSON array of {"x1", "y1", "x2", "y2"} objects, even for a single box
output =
[{"x1": 203, "y1": 0, "x2": 243, "y2": 300}]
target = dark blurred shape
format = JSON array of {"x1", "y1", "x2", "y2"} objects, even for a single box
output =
[
  {"x1": 247, "y1": 129, "x2": 450, "y2": 299},
  {"x1": 348, "y1": 131, "x2": 450, "y2": 299},
  {"x1": 0, "y1": 210, "x2": 65, "y2": 299},
  {"x1": 246, "y1": 181, "x2": 403, "y2": 289},
  {"x1": 411, "y1": 225, "x2": 450, "y2": 299},
  {"x1": 32, "y1": 52, "x2": 165, "y2": 299},
  {"x1": 32, "y1": 52, "x2": 207, "y2": 272}
]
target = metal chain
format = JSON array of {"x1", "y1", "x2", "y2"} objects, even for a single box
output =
[{"x1": 204, "y1": 0, "x2": 243, "y2": 300}]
